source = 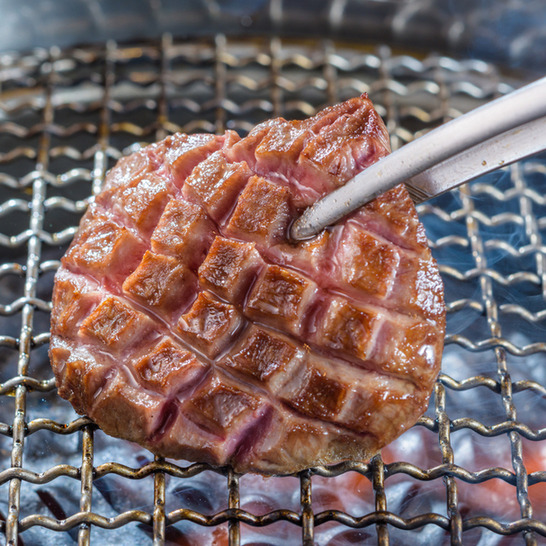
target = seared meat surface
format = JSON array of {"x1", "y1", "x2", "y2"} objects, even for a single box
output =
[{"x1": 50, "y1": 95, "x2": 445, "y2": 474}]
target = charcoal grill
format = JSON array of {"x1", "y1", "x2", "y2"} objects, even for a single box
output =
[{"x1": 0, "y1": 10, "x2": 545, "y2": 546}]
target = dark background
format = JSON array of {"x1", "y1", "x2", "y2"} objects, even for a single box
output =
[{"x1": 0, "y1": 0, "x2": 544, "y2": 73}]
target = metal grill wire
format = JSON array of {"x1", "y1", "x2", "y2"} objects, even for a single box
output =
[{"x1": 0, "y1": 35, "x2": 544, "y2": 545}]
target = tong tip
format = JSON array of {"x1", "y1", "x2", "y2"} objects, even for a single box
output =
[{"x1": 289, "y1": 215, "x2": 318, "y2": 241}]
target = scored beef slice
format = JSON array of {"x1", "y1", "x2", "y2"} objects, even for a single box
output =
[{"x1": 50, "y1": 94, "x2": 445, "y2": 475}]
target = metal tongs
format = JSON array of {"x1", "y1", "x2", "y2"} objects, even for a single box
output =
[{"x1": 291, "y1": 76, "x2": 546, "y2": 241}]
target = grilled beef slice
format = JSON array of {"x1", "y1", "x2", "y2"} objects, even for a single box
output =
[{"x1": 50, "y1": 95, "x2": 445, "y2": 474}]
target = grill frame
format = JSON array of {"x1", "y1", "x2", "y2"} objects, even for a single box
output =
[{"x1": 0, "y1": 34, "x2": 545, "y2": 546}]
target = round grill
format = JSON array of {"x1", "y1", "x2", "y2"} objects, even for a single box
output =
[{"x1": 0, "y1": 32, "x2": 544, "y2": 545}]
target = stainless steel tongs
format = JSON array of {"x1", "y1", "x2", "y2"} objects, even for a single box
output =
[{"x1": 291, "y1": 76, "x2": 546, "y2": 241}]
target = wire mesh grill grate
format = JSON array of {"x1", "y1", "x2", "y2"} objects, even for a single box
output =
[{"x1": 0, "y1": 35, "x2": 545, "y2": 545}]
